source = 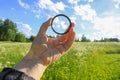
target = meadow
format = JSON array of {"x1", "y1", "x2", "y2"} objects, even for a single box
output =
[{"x1": 0, "y1": 42, "x2": 120, "y2": 80}]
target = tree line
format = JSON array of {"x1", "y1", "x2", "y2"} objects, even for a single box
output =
[
  {"x1": 94, "y1": 38, "x2": 119, "y2": 42},
  {"x1": 0, "y1": 19, "x2": 119, "y2": 42},
  {"x1": 0, "y1": 19, "x2": 34, "y2": 42},
  {"x1": 0, "y1": 19, "x2": 60, "y2": 42},
  {"x1": 75, "y1": 34, "x2": 120, "y2": 42}
]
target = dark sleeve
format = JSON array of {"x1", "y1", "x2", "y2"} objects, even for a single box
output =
[{"x1": 0, "y1": 68, "x2": 35, "y2": 80}]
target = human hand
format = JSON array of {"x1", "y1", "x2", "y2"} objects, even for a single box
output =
[
  {"x1": 27, "y1": 18, "x2": 76, "y2": 66},
  {"x1": 14, "y1": 18, "x2": 75, "y2": 80}
]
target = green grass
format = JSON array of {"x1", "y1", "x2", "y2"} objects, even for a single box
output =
[
  {"x1": 0, "y1": 42, "x2": 31, "y2": 69},
  {"x1": 0, "y1": 42, "x2": 120, "y2": 80}
]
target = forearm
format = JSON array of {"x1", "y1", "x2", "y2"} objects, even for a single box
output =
[{"x1": 14, "y1": 54, "x2": 47, "y2": 80}]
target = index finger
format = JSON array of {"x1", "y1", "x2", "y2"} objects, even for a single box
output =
[{"x1": 37, "y1": 18, "x2": 52, "y2": 36}]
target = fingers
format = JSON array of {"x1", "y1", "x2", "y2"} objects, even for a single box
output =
[
  {"x1": 61, "y1": 23, "x2": 75, "y2": 52},
  {"x1": 55, "y1": 32, "x2": 68, "y2": 44},
  {"x1": 55, "y1": 23, "x2": 75, "y2": 55},
  {"x1": 65, "y1": 26, "x2": 75, "y2": 50},
  {"x1": 56, "y1": 23, "x2": 75, "y2": 44},
  {"x1": 37, "y1": 18, "x2": 52, "y2": 37}
]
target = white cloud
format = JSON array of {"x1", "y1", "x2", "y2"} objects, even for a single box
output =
[
  {"x1": 92, "y1": 16, "x2": 120, "y2": 40},
  {"x1": 38, "y1": 0, "x2": 66, "y2": 13},
  {"x1": 80, "y1": 24, "x2": 86, "y2": 30},
  {"x1": 70, "y1": 16, "x2": 77, "y2": 24},
  {"x1": 76, "y1": 33, "x2": 82, "y2": 40},
  {"x1": 74, "y1": 4, "x2": 96, "y2": 22},
  {"x1": 88, "y1": 0, "x2": 94, "y2": 3},
  {"x1": 53, "y1": 17, "x2": 68, "y2": 30},
  {"x1": 18, "y1": 0, "x2": 30, "y2": 9},
  {"x1": 35, "y1": 15, "x2": 40, "y2": 19},
  {"x1": 113, "y1": 0, "x2": 120, "y2": 9},
  {"x1": 68, "y1": 0, "x2": 79, "y2": 4},
  {"x1": 60, "y1": 21, "x2": 68, "y2": 30},
  {"x1": 68, "y1": 0, "x2": 93, "y2": 4},
  {"x1": 17, "y1": 22, "x2": 32, "y2": 37}
]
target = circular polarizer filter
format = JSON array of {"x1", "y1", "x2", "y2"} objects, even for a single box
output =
[{"x1": 51, "y1": 14, "x2": 72, "y2": 35}]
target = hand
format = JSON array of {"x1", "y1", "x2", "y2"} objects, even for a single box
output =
[
  {"x1": 14, "y1": 18, "x2": 75, "y2": 80},
  {"x1": 27, "y1": 18, "x2": 76, "y2": 66}
]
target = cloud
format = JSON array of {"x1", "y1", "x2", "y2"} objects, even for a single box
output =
[
  {"x1": 113, "y1": 0, "x2": 120, "y2": 9},
  {"x1": 38, "y1": 0, "x2": 66, "y2": 13},
  {"x1": 53, "y1": 17, "x2": 68, "y2": 30},
  {"x1": 17, "y1": 22, "x2": 33, "y2": 37},
  {"x1": 68, "y1": 0, "x2": 93, "y2": 4},
  {"x1": 68, "y1": 0, "x2": 80, "y2": 4},
  {"x1": 18, "y1": 0, "x2": 30, "y2": 9},
  {"x1": 35, "y1": 14, "x2": 40, "y2": 19},
  {"x1": 80, "y1": 24, "x2": 86, "y2": 30},
  {"x1": 92, "y1": 16, "x2": 120, "y2": 40},
  {"x1": 76, "y1": 33, "x2": 82, "y2": 40},
  {"x1": 70, "y1": 16, "x2": 77, "y2": 23},
  {"x1": 74, "y1": 4, "x2": 96, "y2": 22},
  {"x1": 88, "y1": 0, "x2": 94, "y2": 3}
]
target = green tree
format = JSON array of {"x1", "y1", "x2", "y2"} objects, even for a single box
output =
[
  {"x1": 104, "y1": 38, "x2": 110, "y2": 42},
  {"x1": 94, "y1": 39, "x2": 99, "y2": 42},
  {"x1": 81, "y1": 34, "x2": 91, "y2": 42},
  {"x1": 29, "y1": 35, "x2": 36, "y2": 42},
  {"x1": 5, "y1": 29, "x2": 16, "y2": 41},
  {"x1": 47, "y1": 35, "x2": 55, "y2": 38},
  {"x1": 0, "y1": 19, "x2": 4, "y2": 40},
  {"x1": 0, "y1": 19, "x2": 3, "y2": 26},
  {"x1": 75, "y1": 38, "x2": 80, "y2": 42},
  {"x1": 15, "y1": 32, "x2": 26, "y2": 42},
  {"x1": 109, "y1": 38, "x2": 119, "y2": 42},
  {"x1": 0, "y1": 19, "x2": 17, "y2": 41}
]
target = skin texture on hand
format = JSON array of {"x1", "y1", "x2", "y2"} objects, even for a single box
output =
[
  {"x1": 28, "y1": 18, "x2": 75, "y2": 66},
  {"x1": 14, "y1": 18, "x2": 76, "y2": 80}
]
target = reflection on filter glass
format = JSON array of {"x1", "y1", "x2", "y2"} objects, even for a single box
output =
[{"x1": 52, "y1": 16, "x2": 70, "y2": 34}]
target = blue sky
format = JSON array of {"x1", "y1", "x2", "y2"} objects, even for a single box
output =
[{"x1": 0, "y1": 0, "x2": 120, "y2": 40}]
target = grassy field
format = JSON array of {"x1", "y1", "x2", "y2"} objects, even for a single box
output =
[{"x1": 0, "y1": 42, "x2": 120, "y2": 80}]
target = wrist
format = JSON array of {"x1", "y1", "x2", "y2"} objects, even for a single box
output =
[
  {"x1": 25, "y1": 49, "x2": 50, "y2": 67},
  {"x1": 14, "y1": 54, "x2": 47, "y2": 80}
]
